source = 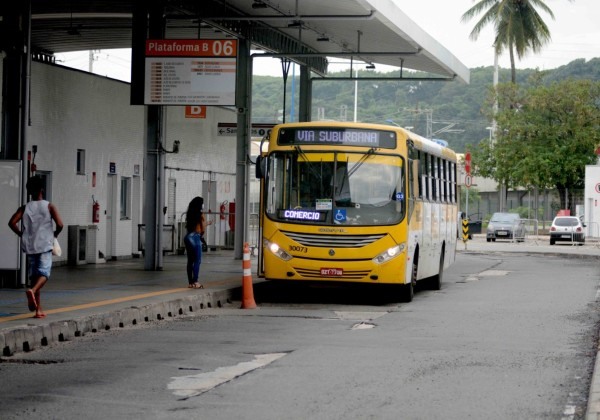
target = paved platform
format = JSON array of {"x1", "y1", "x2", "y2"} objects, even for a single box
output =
[
  {"x1": 0, "y1": 250, "x2": 253, "y2": 355},
  {"x1": 1, "y1": 236, "x2": 600, "y2": 418}
]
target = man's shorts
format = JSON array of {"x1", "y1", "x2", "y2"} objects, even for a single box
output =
[{"x1": 27, "y1": 251, "x2": 52, "y2": 280}]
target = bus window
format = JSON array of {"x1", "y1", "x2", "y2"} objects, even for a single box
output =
[
  {"x1": 332, "y1": 163, "x2": 351, "y2": 204},
  {"x1": 264, "y1": 150, "x2": 405, "y2": 226}
]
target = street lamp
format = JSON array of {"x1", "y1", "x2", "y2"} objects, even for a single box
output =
[{"x1": 486, "y1": 124, "x2": 496, "y2": 145}]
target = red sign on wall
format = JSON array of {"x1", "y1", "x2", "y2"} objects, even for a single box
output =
[{"x1": 185, "y1": 106, "x2": 206, "y2": 119}]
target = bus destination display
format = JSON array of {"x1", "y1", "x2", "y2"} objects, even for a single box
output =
[{"x1": 278, "y1": 128, "x2": 396, "y2": 149}]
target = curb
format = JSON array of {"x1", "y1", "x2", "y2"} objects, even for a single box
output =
[
  {"x1": 587, "y1": 352, "x2": 600, "y2": 420},
  {"x1": 1, "y1": 288, "x2": 238, "y2": 357}
]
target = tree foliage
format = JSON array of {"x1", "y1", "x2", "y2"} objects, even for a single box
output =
[
  {"x1": 252, "y1": 58, "x2": 600, "y2": 154},
  {"x1": 461, "y1": 0, "x2": 555, "y2": 83},
  {"x1": 472, "y1": 79, "x2": 600, "y2": 211}
]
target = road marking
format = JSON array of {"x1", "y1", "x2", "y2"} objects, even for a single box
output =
[
  {"x1": 168, "y1": 353, "x2": 287, "y2": 399},
  {"x1": 478, "y1": 270, "x2": 510, "y2": 276},
  {"x1": 351, "y1": 322, "x2": 376, "y2": 330}
]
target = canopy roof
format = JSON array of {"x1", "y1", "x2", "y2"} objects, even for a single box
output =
[{"x1": 23, "y1": 0, "x2": 469, "y2": 82}]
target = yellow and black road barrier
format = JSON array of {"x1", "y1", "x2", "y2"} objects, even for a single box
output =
[{"x1": 462, "y1": 219, "x2": 469, "y2": 243}]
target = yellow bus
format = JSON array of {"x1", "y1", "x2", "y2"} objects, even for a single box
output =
[{"x1": 255, "y1": 121, "x2": 459, "y2": 301}]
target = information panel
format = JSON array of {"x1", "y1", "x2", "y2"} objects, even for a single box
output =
[
  {"x1": 144, "y1": 39, "x2": 237, "y2": 106},
  {"x1": 278, "y1": 127, "x2": 397, "y2": 149}
]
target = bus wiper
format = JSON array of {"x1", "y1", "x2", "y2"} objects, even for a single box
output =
[
  {"x1": 295, "y1": 146, "x2": 322, "y2": 181},
  {"x1": 347, "y1": 148, "x2": 376, "y2": 178}
]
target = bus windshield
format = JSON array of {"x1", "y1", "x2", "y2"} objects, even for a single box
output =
[{"x1": 265, "y1": 150, "x2": 405, "y2": 226}]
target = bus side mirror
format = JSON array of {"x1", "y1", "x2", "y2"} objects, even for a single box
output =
[{"x1": 255, "y1": 155, "x2": 266, "y2": 179}]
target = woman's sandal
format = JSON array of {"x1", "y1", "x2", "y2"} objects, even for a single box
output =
[{"x1": 192, "y1": 283, "x2": 204, "y2": 289}]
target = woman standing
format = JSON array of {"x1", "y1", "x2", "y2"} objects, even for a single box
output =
[{"x1": 184, "y1": 197, "x2": 210, "y2": 288}]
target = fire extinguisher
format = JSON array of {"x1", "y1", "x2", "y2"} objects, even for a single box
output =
[
  {"x1": 220, "y1": 200, "x2": 228, "y2": 220},
  {"x1": 92, "y1": 196, "x2": 100, "y2": 223},
  {"x1": 228, "y1": 201, "x2": 235, "y2": 231}
]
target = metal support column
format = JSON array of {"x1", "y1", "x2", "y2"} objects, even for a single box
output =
[
  {"x1": 1, "y1": 3, "x2": 31, "y2": 287},
  {"x1": 234, "y1": 39, "x2": 252, "y2": 259},
  {"x1": 298, "y1": 65, "x2": 312, "y2": 122},
  {"x1": 133, "y1": 2, "x2": 165, "y2": 270}
]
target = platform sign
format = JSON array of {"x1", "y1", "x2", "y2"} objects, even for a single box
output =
[
  {"x1": 144, "y1": 39, "x2": 237, "y2": 106},
  {"x1": 217, "y1": 123, "x2": 274, "y2": 137},
  {"x1": 185, "y1": 105, "x2": 206, "y2": 118}
]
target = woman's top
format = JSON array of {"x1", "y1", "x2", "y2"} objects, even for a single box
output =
[
  {"x1": 189, "y1": 214, "x2": 207, "y2": 235},
  {"x1": 21, "y1": 200, "x2": 54, "y2": 254}
]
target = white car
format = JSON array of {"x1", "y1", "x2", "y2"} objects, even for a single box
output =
[{"x1": 549, "y1": 216, "x2": 585, "y2": 245}]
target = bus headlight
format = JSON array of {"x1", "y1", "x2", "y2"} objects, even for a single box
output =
[
  {"x1": 264, "y1": 239, "x2": 292, "y2": 261},
  {"x1": 372, "y1": 243, "x2": 405, "y2": 264}
]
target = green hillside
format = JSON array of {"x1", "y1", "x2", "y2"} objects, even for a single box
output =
[{"x1": 251, "y1": 58, "x2": 600, "y2": 153}]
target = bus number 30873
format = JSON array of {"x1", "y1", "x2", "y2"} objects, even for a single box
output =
[{"x1": 289, "y1": 245, "x2": 308, "y2": 253}]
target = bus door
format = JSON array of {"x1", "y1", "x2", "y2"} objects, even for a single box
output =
[{"x1": 255, "y1": 154, "x2": 267, "y2": 277}]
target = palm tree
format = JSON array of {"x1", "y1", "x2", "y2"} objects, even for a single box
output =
[{"x1": 461, "y1": 0, "x2": 554, "y2": 83}]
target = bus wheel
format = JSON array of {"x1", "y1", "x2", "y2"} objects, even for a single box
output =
[
  {"x1": 425, "y1": 253, "x2": 444, "y2": 291},
  {"x1": 400, "y1": 261, "x2": 417, "y2": 303}
]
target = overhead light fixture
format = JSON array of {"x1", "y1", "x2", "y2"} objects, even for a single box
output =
[
  {"x1": 317, "y1": 35, "x2": 330, "y2": 42},
  {"x1": 252, "y1": 1, "x2": 268, "y2": 9},
  {"x1": 366, "y1": 63, "x2": 376, "y2": 70}
]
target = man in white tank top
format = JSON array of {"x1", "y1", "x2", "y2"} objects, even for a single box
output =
[{"x1": 8, "y1": 176, "x2": 64, "y2": 318}]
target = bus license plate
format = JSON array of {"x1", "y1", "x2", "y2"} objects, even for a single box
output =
[{"x1": 321, "y1": 268, "x2": 343, "y2": 277}]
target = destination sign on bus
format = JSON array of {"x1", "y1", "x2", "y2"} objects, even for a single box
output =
[
  {"x1": 278, "y1": 209, "x2": 326, "y2": 222},
  {"x1": 278, "y1": 128, "x2": 396, "y2": 149}
]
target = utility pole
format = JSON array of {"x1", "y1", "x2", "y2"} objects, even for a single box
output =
[{"x1": 88, "y1": 50, "x2": 99, "y2": 73}]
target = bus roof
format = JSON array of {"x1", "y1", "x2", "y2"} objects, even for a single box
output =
[{"x1": 268, "y1": 121, "x2": 457, "y2": 161}]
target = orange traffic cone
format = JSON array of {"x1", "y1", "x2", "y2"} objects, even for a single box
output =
[{"x1": 241, "y1": 242, "x2": 257, "y2": 309}]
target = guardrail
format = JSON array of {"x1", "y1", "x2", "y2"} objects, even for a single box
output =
[
  {"x1": 174, "y1": 212, "x2": 261, "y2": 254},
  {"x1": 518, "y1": 218, "x2": 539, "y2": 244}
]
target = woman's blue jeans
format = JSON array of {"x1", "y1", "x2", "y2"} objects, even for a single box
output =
[{"x1": 184, "y1": 232, "x2": 203, "y2": 284}]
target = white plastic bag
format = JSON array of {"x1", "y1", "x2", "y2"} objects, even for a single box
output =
[{"x1": 52, "y1": 237, "x2": 62, "y2": 257}]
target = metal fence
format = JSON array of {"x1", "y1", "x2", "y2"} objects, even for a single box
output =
[{"x1": 175, "y1": 211, "x2": 260, "y2": 254}]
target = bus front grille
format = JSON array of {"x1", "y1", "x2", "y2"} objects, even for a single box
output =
[{"x1": 282, "y1": 231, "x2": 385, "y2": 248}]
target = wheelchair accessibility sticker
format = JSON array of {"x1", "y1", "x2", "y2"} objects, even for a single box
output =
[{"x1": 334, "y1": 209, "x2": 347, "y2": 223}]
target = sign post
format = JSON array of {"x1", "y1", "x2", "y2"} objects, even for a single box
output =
[
  {"x1": 462, "y1": 218, "x2": 469, "y2": 249},
  {"x1": 464, "y1": 152, "x2": 472, "y2": 226}
]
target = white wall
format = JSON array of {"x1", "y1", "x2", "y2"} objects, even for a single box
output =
[
  {"x1": 584, "y1": 165, "x2": 600, "y2": 238},
  {"x1": 20, "y1": 61, "x2": 237, "y2": 263}
]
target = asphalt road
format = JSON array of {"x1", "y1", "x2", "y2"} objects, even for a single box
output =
[{"x1": 1, "y1": 251, "x2": 599, "y2": 420}]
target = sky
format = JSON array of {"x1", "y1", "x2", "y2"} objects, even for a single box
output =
[{"x1": 55, "y1": 0, "x2": 600, "y2": 81}]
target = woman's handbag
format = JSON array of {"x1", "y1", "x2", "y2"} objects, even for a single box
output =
[{"x1": 52, "y1": 237, "x2": 62, "y2": 256}]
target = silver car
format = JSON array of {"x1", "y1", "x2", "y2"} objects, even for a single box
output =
[{"x1": 486, "y1": 212, "x2": 526, "y2": 242}]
